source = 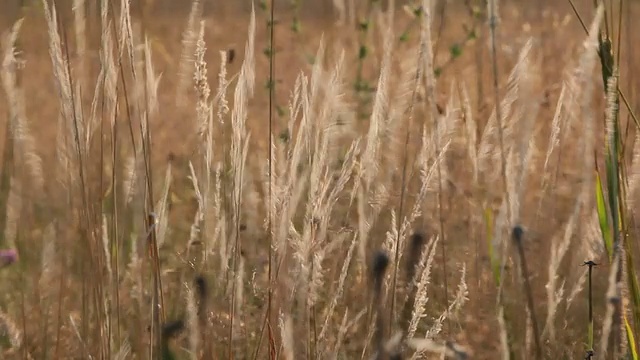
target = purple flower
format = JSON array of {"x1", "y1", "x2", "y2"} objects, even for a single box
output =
[{"x1": 0, "y1": 249, "x2": 18, "y2": 268}]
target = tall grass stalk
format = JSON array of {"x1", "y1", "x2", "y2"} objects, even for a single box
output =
[
  {"x1": 486, "y1": 0, "x2": 511, "y2": 225},
  {"x1": 486, "y1": 0, "x2": 515, "y2": 357},
  {"x1": 512, "y1": 226, "x2": 542, "y2": 357},
  {"x1": 267, "y1": 0, "x2": 276, "y2": 357},
  {"x1": 584, "y1": 260, "x2": 598, "y2": 353},
  {"x1": 420, "y1": 0, "x2": 450, "y2": 331},
  {"x1": 388, "y1": 0, "x2": 424, "y2": 330}
]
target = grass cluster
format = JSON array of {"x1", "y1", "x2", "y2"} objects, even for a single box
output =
[{"x1": 0, "y1": 0, "x2": 639, "y2": 359}]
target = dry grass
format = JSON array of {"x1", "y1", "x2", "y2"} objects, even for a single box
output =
[{"x1": 0, "y1": 0, "x2": 640, "y2": 359}]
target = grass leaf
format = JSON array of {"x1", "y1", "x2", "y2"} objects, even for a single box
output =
[
  {"x1": 595, "y1": 171, "x2": 613, "y2": 259},
  {"x1": 484, "y1": 207, "x2": 500, "y2": 286},
  {"x1": 625, "y1": 314, "x2": 639, "y2": 360}
]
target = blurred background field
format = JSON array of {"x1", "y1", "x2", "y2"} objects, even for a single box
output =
[{"x1": 0, "y1": 0, "x2": 640, "y2": 359}]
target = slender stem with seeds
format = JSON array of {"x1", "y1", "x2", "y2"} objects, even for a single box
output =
[
  {"x1": 431, "y1": 0, "x2": 448, "y2": 63},
  {"x1": 389, "y1": 12, "x2": 426, "y2": 330},
  {"x1": 432, "y1": 31, "x2": 450, "y2": 335},
  {"x1": 567, "y1": 0, "x2": 640, "y2": 131},
  {"x1": 267, "y1": 0, "x2": 276, "y2": 358},
  {"x1": 487, "y1": 0, "x2": 512, "y2": 225},
  {"x1": 583, "y1": 260, "x2": 598, "y2": 352},
  {"x1": 251, "y1": 1, "x2": 277, "y2": 358},
  {"x1": 487, "y1": 2, "x2": 515, "y2": 318}
]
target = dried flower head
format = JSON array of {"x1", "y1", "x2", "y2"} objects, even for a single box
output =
[{"x1": 0, "y1": 249, "x2": 18, "y2": 268}]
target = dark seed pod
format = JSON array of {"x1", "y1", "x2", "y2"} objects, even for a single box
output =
[
  {"x1": 162, "y1": 320, "x2": 185, "y2": 340},
  {"x1": 371, "y1": 250, "x2": 390, "y2": 360},
  {"x1": 511, "y1": 225, "x2": 524, "y2": 244},
  {"x1": 372, "y1": 250, "x2": 390, "y2": 282},
  {"x1": 227, "y1": 48, "x2": 235, "y2": 64},
  {"x1": 405, "y1": 232, "x2": 425, "y2": 280},
  {"x1": 194, "y1": 275, "x2": 208, "y2": 304}
]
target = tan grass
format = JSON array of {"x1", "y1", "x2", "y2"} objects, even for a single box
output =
[{"x1": 1, "y1": 0, "x2": 638, "y2": 359}]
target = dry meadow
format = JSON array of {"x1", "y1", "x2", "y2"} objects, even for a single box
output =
[{"x1": 0, "y1": 0, "x2": 639, "y2": 359}]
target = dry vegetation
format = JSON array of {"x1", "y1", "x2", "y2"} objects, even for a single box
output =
[{"x1": 0, "y1": 0, "x2": 640, "y2": 359}]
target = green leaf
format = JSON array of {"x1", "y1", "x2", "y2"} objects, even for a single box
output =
[
  {"x1": 604, "y1": 123, "x2": 620, "y2": 256},
  {"x1": 595, "y1": 171, "x2": 613, "y2": 260},
  {"x1": 450, "y1": 43, "x2": 462, "y2": 59},
  {"x1": 588, "y1": 315, "x2": 594, "y2": 350},
  {"x1": 278, "y1": 129, "x2": 290, "y2": 143},
  {"x1": 305, "y1": 53, "x2": 316, "y2": 65},
  {"x1": 484, "y1": 207, "x2": 500, "y2": 287},
  {"x1": 625, "y1": 314, "x2": 639, "y2": 360},
  {"x1": 597, "y1": 37, "x2": 614, "y2": 89},
  {"x1": 265, "y1": 78, "x2": 275, "y2": 91},
  {"x1": 358, "y1": 20, "x2": 369, "y2": 32},
  {"x1": 291, "y1": 18, "x2": 301, "y2": 33},
  {"x1": 472, "y1": 6, "x2": 483, "y2": 19},
  {"x1": 358, "y1": 45, "x2": 368, "y2": 60}
]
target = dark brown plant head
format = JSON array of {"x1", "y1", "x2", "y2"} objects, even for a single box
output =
[
  {"x1": 371, "y1": 250, "x2": 390, "y2": 360},
  {"x1": 227, "y1": 48, "x2": 235, "y2": 64},
  {"x1": 511, "y1": 225, "x2": 524, "y2": 244},
  {"x1": 405, "y1": 231, "x2": 426, "y2": 281},
  {"x1": 194, "y1": 274, "x2": 208, "y2": 304},
  {"x1": 162, "y1": 320, "x2": 185, "y2": 340},
  {"x1": 372, "y1": 250, "x2": 390, "y2": 286}
]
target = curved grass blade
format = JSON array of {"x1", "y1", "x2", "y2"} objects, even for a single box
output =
[
  {"x1": 625, "y1": 314, "x2": 639, "y2": 360},
  {"x1": 484, "y1": 207, "x2": 500, "y2": 286},
  {"x1": 596, "y1": 171, "x2": 613, "y2": 260}
]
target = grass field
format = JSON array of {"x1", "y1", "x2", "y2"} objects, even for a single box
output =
[{"x1": 1, "y1": 0, "x2": 639, "y2": 359}]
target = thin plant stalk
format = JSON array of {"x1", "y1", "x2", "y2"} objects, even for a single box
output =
[
  {"x1": 372, "y1": 251, "x2": 390, "y2": 360},
  {"x1": 487, "y1": 0, "x2": 512, "y2": 223},
  {"x1": 252, "y1": 1, "x2": 277, "y2": 358},
  {"x1": 427, "y1": 5, "x2": 451, "y2": 333},
  {"x1": 566, "y1": 0, "x2": 640, "y2": 131},
  {"x1": 267, "y1": 0, "x2": 276, "y2": 357},
  {"x1": 388, "y1": 1, "x2": 427, "y2": 329},
  {"x1": 512, "y1": 226, "x2": 542, "y2": 358},
  {"x1": 583, "y1": 260, "x2": 598, "y2": 353}
]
